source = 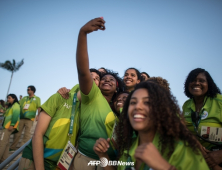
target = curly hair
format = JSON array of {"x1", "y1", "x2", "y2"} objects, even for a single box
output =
[
  {"x1": 184, "y1": 68, "x2": 221, "y2": 98},
  {"x1": 148, "y1": 77, "x2": 171, "y2": 92},
  {"x1": 101, "y1": 70, "x2": 125, "y2": 101},
  {"x1": 115, "y1": 81, "x2": 201, "y2": 159}
]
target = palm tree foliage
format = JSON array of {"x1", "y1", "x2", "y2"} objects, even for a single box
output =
[
  {"x1": 0, "y1": 59, "x2": 24, "y2": 101},
  {"x1": 0, "y1": 59, "x2": 24, "y2": 72}
]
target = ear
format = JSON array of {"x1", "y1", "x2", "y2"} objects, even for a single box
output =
[{"x1": 136, "y1": 79, "x2": 141, "y2": 84}]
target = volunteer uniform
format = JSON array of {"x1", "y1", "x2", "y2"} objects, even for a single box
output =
[
  {"x1": 183, "y1": 94, "x2": 222, "y2": 149},
  {"x1": 119, "y1": 133, "x2": 209, "y2": 170},
  {"x1": 73, "y1": 82, "x2": 116, "y2": 170},
  {"x1": 0, "y1": 102, "x2": 20, "y2": 162},
  {"x1": 10, "y1": 95, "x2": 41, "y2": 150},
  {"x1": 19, "y1": 92, "x2": 80, "y2": 170}
]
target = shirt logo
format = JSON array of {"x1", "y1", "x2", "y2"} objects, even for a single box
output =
[
  {"x1": 184, "y1": 112, "x2": 190, "y2": 116},
  {"x1": 201, "y1": 111, "x2": 208, "y2": 120},
  {"x1": 63, "y1": 103, "x2": 71, "y2": 109},
  {"x1": 33, "y1": 98, "x2": 36, "y2": 100}
]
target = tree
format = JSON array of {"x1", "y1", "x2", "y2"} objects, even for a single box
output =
[{"x1": 0, "y1": 59, "x2": 24, "y2": 101}]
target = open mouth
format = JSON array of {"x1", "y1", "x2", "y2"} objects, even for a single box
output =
[{"x1": 133, "y1": 114, "x2": 146, "y2": 121}]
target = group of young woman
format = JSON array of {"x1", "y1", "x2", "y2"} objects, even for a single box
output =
[{"x1": 17, "y1": 17, "x2": 222, "y2": 170}]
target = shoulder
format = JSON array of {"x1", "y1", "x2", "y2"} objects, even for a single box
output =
[
  {"x1": 13, "y1": 102, "x2": 20, "y2": 109},
  {"x1": 182, "y1": 99, "x2": 192, "y2": 109},
  {"x1": 213, "y1": 94, "x2": 222, "y2": 103},
  {"x1": 34, "y1": 96, "x2": 40, "y2": 100}
]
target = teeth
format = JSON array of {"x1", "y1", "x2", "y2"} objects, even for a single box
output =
[
  {"x1": 193, "y1": 87, "x2": 200, "y2": 90},
  {"x1": 134, "y1": 114, "x2": 145, "y2": 118},
  {"x1": 117, "y1": 102, "x2": 122, "y2": 106}
]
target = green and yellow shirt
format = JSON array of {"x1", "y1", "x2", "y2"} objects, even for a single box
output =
[
  {"x1": 22, "y1": 91, "x2": 80, "y2": 170},
  {"x1": 3, "y1": 102, "x2": 20, "y2": 132},
  {"x1": 20, "y1": 95, "x2": 41, "y2": 121},
  {"x1": 183, "y1": 94, "x2": 222, "y2": 149},
  {"x1": 78, "y1": 82, "x2": 116, "y2": 160},
  {"x1": 119, "y1": 133, "x2": 209, "y2": 170}
]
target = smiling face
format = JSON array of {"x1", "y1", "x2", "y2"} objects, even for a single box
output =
[
  {"x1": 99, "y1": 74, "x2": 117, "y2": 93},
  {"x1": 7, "y1": 96, "x2": 15, "y2": 104},
  {"x1": 124, "y1": 69, "x2": 140, "y2": 91},
  {"x1": 188, "y1": 73, "x2": 208, "y2": 99},
  {"x1": 128, "y1": 88, "x2": 153, "y2": 132},
  {"x1": 91, "y1": 72, "x2": 100, "y2": 86},
  {"x1": 114, "y1": 93, "x2": 129, "y2": 114}
]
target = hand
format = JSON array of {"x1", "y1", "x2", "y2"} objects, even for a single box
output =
[
  {"x1": 0, "y1": 109, "x2": 3, "y2": 113},
  {"x1": 80, "y1": 17, "x2": 105, "y2": 34},
  {"x1": 57, "y1": 87, "x2": 70, "y2": 99},
  {"x1": 35, "y1": 115, "x2": 39, "y2": 121},
  {"x1": 8, "y1": 126, "x2": 14, "y2": 131},
  {"x1": 93, "y1": 138, "x2": 110, "y2": 158},
  {"x1": 134, "y1": 143, "x2": 171, "y2": 170},
  {"x1": 209, "y1": 150, "x2": 222, "y2": 165}
]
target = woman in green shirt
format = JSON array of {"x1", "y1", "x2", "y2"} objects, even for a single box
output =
[
  {"x1": 94, "y1": 81, "x2": 209, "y2": 170},
  {"x1": 0, "y1": 94, "x2": 20, "y2": 163},
  {"x1": 183, "y1": 68, "x2": 222, "y2": 169}
]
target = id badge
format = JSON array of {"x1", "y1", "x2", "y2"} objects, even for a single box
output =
[
  {"x1": 200, "y1": 126, "x2": 222, "y2": 142},
  {"x1": 57, "y1": 141, "x2": 77, "y2": 170},
  {"x1": 23, "y1": 104, "x2": 30, "y2": 110}
]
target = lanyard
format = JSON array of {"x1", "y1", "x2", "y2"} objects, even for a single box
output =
[
  {"x1": 191, "y1": 97, "x2": 208, "y2": 132},
  {"x1": 26, "y1": 97, "x2": 34, "y2": 104},
  {"x1": 68, "y1": 93, "x2": 77, "y2": 138}
]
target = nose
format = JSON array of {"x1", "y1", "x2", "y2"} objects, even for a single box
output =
[
  {"x1": 104, "y1": 77, "x2": 110, "y2": 82},
  {"x1": 135, "y1": 100, "x2": 143, "y2": 110},
  {"x1": 117, "y1": 97, "x2": 122, "y2": 102}
]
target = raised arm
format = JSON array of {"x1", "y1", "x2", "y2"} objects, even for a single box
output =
[{"x1": 76, "y1": 17, "x2": 105, "y2": 95}]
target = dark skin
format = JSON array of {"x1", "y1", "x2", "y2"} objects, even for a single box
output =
[
  {"x1": 189, "y1": 73, "x2": 222, "y2": 169},
  {"x1": 76, "y1": 18, "x2": 105, "y2": 95}
]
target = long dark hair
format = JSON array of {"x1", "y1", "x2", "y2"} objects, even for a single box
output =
[
  {"x1": 0, "y1": 100, "x2": 5, "y2": 107},
  {"x1": 115, "y1": 81, "x2": 201, "y2": 159},
  {"x1": 7, "y1": 94, "x2": 19, "y2": 108},
  {"x1": 184, "y1": 68, "x2": 221, "y2": 98}
]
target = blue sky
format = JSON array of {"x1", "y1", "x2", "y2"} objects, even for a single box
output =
[{"x1": 0, "y1": 0, "x2": 222, "y2": 108}]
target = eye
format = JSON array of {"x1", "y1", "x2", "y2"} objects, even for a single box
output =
[
  {"x1": 144, "y1": 101, "x2": 150, "y2": 105},
  {"x1": 130, "y1": 100, "x2": 136, "y2": 105},
  {"x1": 199, "y1": 79, "x2": 206, "y2": 83}
]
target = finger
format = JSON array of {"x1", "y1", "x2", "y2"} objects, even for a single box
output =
[
  {"x1": 98, "y1": 138, "x2": 110, "y2": 149},
  {"x1": 107, "y1": 138, "x2": 110, "y2": 143},
  {"x1": 94, "y1": 146, "x2": 105, "y2": 153},
  {"x1": 95, "y1": 17, "x2": 105, "y2": 24},
  {"x1": 97, "y1": 142, "x2": 108, "y2": 152}
]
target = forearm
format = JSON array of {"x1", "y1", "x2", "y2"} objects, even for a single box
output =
[
  {"x1": 38, "y1": 108, "x2": 41, "y2": 115},
  {"x1": 76, "y1": 30, "x2": 92, "y2": 94},
  {"x1": 32, "y1": 133, "x2": 45, "y2": 170},
  {"x1": 76, "y1": 31, "x2": 89, "y2": 76}
]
